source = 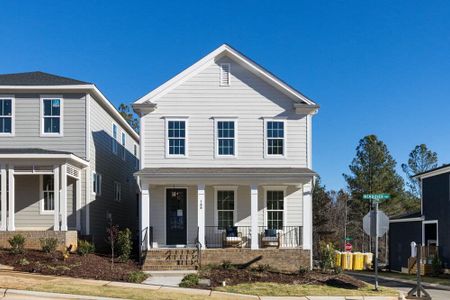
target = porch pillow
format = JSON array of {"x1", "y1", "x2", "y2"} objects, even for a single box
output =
[
  {"x1": 226, "y1": 226, "x2": 238, "y2": 237},
  {"x1": 265, "y1": 229, "x2": 277, "y2": 237}
]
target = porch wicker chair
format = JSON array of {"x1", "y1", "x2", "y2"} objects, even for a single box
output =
[
  {"x1": 222, "y1": 227, "x2": 243, "y2": 248},
  {"x1": 260, "y1": 229, "x2": 281, "y2": 248}
]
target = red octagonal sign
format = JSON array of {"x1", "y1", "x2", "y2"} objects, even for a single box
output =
[{"x1": 345, "y1": 243, "x2": 352, "y2": 252}]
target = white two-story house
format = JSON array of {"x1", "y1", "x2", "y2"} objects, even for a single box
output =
[{"x1": 133, "y1": 45, "x2": 318, "y2": 271}]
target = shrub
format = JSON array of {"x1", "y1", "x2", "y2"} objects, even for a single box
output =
[
  {"x1": 127, "y1": 271, "x2": 148, "y2": 283},
  {"x1": 432, "y1": 255, "x2": 442, "y2": 276},
  {"x1": 255, "y1": 264, "x2": 276, "y2": 272},
  {"x1": 319, "y1": 241, "x2": 335, "y2": 272},
  {"x1": 8, "y1": 234, "x2": 25, "y2": 254},
  {"x1": 77, "y1": 240, "x2": 95, "y2": 256},
  {"x1": 179, "y1": 273, "x2": 199, "y2": 288},
  {"x1": 18, "y1": 258, "x2": 30, "y2": 266},
  {"x1": 221, "y1": 260, "x2": 235, "y2": 270},
  {"x1": 117, "y1": 228, "x2": 133, "y2": 262},
  {"x1": 40, "y1": 238, "x2": 58, "y2": 253}
]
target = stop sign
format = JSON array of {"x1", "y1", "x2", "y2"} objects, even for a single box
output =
[{"x1": 345, "y1": 243, "x2": 352, "y2": 252}]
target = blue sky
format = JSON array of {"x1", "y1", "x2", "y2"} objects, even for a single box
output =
[{"x1": 1, "y1": 1, "x2": 449, "y2": 191}]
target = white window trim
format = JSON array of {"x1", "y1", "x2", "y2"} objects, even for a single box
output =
[
  {"x1": 112, "y1": 123, "x2": 118, "y2": 155},
  {"x1": 39, "y1": 175, "x2": 55, "y2": 215},
  {"x1": 213, "y1": 186, "x2": 238, "y2": 229},
  {"x1": 263, "y1": 186, "x2": 287, "y2": 228},
  {"x1": 214, "y1": 117, "x2": 238, "y2": 158},
  {"x1": 121, "y1": 131, "x2": 126, "y2": 161},
  {"x1": 219, "y1": 63, "x2": 231, "y2": 87},
  {"x1": 114, "y1": 181, "x2": 121, "y2": 202},
  {"x1": 92, "y1": 171, "x2": 102, "y2": 196},
  {"x1": 164, "y1": 117, "x2": 189, "y2": 158},
  {"x1": 263, "y1": 118, "x2": 287, "y2": 158},
  {"x1": 0, "y1": 95, "x2": 15, "y2": 137},
  {"x1": 422, "y1": 220, "x2": 439, "y2": 246},
  {"x1": 40, "y1": 95, "x2": 63, "y2": 137}
]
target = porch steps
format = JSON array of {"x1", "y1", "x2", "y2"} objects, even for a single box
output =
[{"x1": 143, "y1": 249, "x2": 199, "y2": 271}]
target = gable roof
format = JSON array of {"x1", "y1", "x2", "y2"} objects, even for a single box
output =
[
  {"x1": 0, "y1": 71, "x2": 90, "y2": 86},
  {"x1": 413, "y1": 163, "x2": 450, "y2": 179},
  {"x1": 134, "y1": 44, "x2": 317, "y2": 106}
]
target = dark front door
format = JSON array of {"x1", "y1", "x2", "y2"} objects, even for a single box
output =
[{"x1": 166, "y1": 188, "x2": 187, "y2": 245}]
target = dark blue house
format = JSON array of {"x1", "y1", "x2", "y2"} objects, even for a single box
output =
[{"x1": 389, "y1": 164, "x2": 449, "y2": 272}]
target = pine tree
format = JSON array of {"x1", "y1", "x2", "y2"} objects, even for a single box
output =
[
  {"x1": 312, "y1": 177, "x2": 333, "y2": 258},
  {"x1": 401, "y1": 144, "x2": 438, "y2": 198}
]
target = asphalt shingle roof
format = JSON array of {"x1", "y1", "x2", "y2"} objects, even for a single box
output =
[{"x1": 0, "y1": 71, "x2": 90, "y2": 86}]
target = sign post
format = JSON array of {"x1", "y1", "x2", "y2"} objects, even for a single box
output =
[{"x1": 362, "y1": 194, "x2": 391, "y2": 291}]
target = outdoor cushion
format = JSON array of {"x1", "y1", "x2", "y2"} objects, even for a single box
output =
[
  {"x1": 265, "y1": 229, "x2": 277, "y2": 237},
  {"x1": 226, "y1": 226, "x2": 238, "y2": 237},
  {"x1": 225, "y1": 236, "x2": 242, "y2": 242},
  {"x1": 262, "y1": 236, "x2": 278, "y2": 242}
]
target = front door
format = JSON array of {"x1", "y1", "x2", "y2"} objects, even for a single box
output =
[{"x1": 166, "y1": 188, "x2": 187, "y2": 245}]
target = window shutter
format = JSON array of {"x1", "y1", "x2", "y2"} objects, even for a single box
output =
[{"x1": 220, "y1": 63, "x2": 230, "y2": 86}]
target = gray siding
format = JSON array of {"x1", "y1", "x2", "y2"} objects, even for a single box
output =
[
  {"x1": 0, "y1": 93, "x2": 86, "y2": 158},
  {"x1": 89, "y1": 96, "x2": 139, "y2": 247}
]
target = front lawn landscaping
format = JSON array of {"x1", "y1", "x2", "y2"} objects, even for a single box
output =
[
  {"x1": 0, "y1": 248, "x2": 147, "y2": 282},
  {"x1": 182, "y1": 263, "x2": 399, "y2": 297}
]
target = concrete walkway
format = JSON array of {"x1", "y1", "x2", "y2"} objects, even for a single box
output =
[{"x1": 143, "y1": 270, "x2": 197, "y2": 287}]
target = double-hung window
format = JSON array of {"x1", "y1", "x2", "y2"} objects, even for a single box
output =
[
  {"x1": 265, "y1": 120, "x2": 285, "y2": 156},
  {"x1": 112, "y1": 124, "x2": 118, "y2": 154},
  {"x1": 114, "y1": 182, "x2": 121, "y2": 202},
  {"x1": 166, "y1": 119, "x2": 187, "y2": 157},
  {"x1": 216, "y1": 120, "x2": 236, "y2": 157},
  {"x1": 216, "y1": 189, "x2": 236, "y2": 230},
  {"x1": 92, "y1": 172, "x2": 102, "y2": 195},
  {"x1": 0, "y1": 97, "x2": 13, "y2": 135},
  {"x1": 266, "y1": 190, "x2": 284, "y2": 229},
  {"x1": 121, "y1": 132, "x2": 126, "y2": 160},
  {"x1": 41, "y1": 97, "x2": 62, "y2": 136},
  {"x1": 41, "y1": 175, "x2": 55, "y2": 214}
]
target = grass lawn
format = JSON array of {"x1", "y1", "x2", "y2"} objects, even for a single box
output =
[
  {"x1": 215, "y1": 282, "x2": 399, "y2": 297},
  {"x1": 357, "y1": 270, "x2": 450, "y2": 287}
]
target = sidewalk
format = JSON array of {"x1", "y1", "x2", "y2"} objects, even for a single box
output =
[{"x1": 0, "y1": 270, "x2": 400, "y2": 300}]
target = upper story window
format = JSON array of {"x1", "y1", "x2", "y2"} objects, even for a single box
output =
[
  {"x1": 0, "y1": 97, "x2": 13, "y2": 135},
  {"x1": 265, "y1": 120, "x2": 286, "y2": 157},
  {"x1": 114, "y1": 181, "x2": 121, "y2": 202},
  {"x1": 215, "y1": 119, "x2": 237, "y2": 157},
  {"x1": 41, "y1": 97, "x2": 62, "y2": 136},
  {"x1": 166, "y1": 118, "x2": 187, "y2": 157},
  {"x1": 220, "y1": 63, "x2": 230, "y2": 86},
  {"x1": 121, "y1": 132, "x2": 126, "y2": 160},
  {"x1": 112, "y1": 123, "x2": 118, "y2": 154},
  {"x1": 92, "y1": 172, "x2": 102, "y2": 196}
]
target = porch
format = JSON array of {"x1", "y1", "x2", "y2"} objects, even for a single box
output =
[
  {"x1": 0, "y1": 149, "x2": 88, "y2": 249},
  {"x1": 137, "y1": 168, "x2": 314, "y2": 253}
]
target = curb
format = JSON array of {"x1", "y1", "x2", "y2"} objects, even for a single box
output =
[
  {"x1": 347, "y1": 271, "x2": 450, "y2": 291},
  {"x1": 4, "y1": 289, "x2": 124, "y2": 300}
]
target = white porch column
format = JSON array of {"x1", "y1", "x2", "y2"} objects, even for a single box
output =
[
  {"x1": 60, "y1": 164, "x2": 68, "y2": 231},
  {"x1": 7, "y1": 166, "x2": 15, "y2": 231},
  {"x1": 0, "y1": 165, "x2": 7, "y2": 231},
  {"x1": 53, "y1": 165, "x2": 60, "y2": 231},
  {"x1": 302, "y1": 181, "x2": 313, "y2": 251},
  {"x1": 250, "y1": 184, "x2": 259, "y2": 249},
  {"x1": 140, "y1": 187, "x2": 150, "y2": 251},
  {"x1": 197, "y1": 184, "x2": 205, "y2": 249},
  {"x1": 75, "y1": 177, "x2": 81, "y2": 231}
]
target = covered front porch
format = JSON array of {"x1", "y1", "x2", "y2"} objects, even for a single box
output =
[
  {"x1": 0, "y1": 150, "x2": 88, "y2": 245},
  {"x1": 137, "y1": 168, "x2": 314, "y2": 253}
]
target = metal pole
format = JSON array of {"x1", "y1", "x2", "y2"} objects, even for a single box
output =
[{"x1": 374, "y1": 201, "x2": 379, "y2": 291}]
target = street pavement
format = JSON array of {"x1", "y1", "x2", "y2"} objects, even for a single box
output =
[{"x1": 351, "y1": 273, "x2": 450, "y2": 300}]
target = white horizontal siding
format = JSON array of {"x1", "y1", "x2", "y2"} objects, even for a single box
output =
[{"x1": 142, "y1": 56, "x2": 307, "y2": 168}]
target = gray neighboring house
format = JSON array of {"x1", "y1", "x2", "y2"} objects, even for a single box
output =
[{"x1": 0, "y1": 71, "x2": 140, "y2": 249}]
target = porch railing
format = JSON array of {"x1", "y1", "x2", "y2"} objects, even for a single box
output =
[{"x1": 204, "y1": 226, "x2": 302, "y2": 249}]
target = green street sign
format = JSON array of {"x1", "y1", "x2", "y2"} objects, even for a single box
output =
[
  {"x1": 363, "y1": 194, "x2": 391, "y2": 201},
  {"x1": 345, "y1": 237, "x2": 352, "y2": 241}
]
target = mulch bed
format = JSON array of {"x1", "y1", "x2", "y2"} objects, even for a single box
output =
[
  {"x1": 201, "y1": 267, "x2": 366, "y2": 289},
  {"x1": 0, "y1": 249, "x2": 142, "y2": 282}
]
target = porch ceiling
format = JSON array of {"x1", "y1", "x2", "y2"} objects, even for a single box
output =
[{"x1": 136, "y1": 167, "x2": 316, "y2": 185}]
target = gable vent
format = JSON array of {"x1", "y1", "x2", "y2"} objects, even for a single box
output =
[{"x1": 220, "y1": 63, "x2": 230, "y2": 86}]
